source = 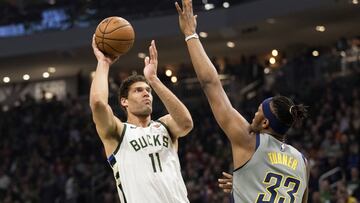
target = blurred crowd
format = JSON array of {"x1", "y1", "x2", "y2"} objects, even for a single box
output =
[
  {"x1": 281, "y1": 76, "x2": 360, "y2": 203},
  {"x1": 0, "y1": 36, "x2": 359, "y2": 203},
  {"x1": 0, "y1": 0, "x2": 244, "y2": 28}
]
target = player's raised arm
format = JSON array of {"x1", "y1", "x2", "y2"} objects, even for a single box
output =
[
  {"x1": 143, "y1": 40, "x2": 193, "y2": 139},
  {"x1": 90, "y1": 35, "x2": 124, "y2": 156},
  {"x1": 175, "y1": 0, "x2": 252, "y2": 146}
]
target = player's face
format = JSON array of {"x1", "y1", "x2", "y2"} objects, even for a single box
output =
[
  {"x1": 250, "y1": 104, "x2": 266, "y2": 133},
  {"x1": 124, "y1": 82, "x2": 153, "y2": 117}
]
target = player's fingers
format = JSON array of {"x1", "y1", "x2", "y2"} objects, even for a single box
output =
[
  {"x1": 144, "y1": 56, "x2": 150, "y2": 66},
  {"x1": 92, "y1": 35, "x2": 97, "y2": 49},
  {"x1": 109, "y1": 55, "x2": 115, "y2": 60},
  {"x1": 224, "y1": 189, "x2": 231, "y2": 193},
  {"x1": 219, "y1": 181, "x2": 232, "y2": 186},
  {"x1": 219, "y1": 183, "x2": 226, "y2": 188},
  {"x1": 148, "y1": 43, "x2": 152, "y2": 58},
  {"x1": 218, "y1": 178, "x2": 229, "y2": 183},
  {"x1": 152, "y1": 40, "x2": 158, "y2": 59},
  {"x1": 149, "y1": 43, "x2": 155, "y2": 60},
  {"x1": 189, "y1": 0, "x2": 194, "y2": 15},
  {"x1": 175, "y1": 2, "x2": 183, "y2": 15},
  {"x1": 109, "y1": 55, "x2": 118, "y2": 63},
  {"x1": 183, "y1": 0, "x2": 188, "y2": 13},
  {"x1": 222, "y1": 186, "x2": 232, "y2": 191},
  {"x1": 219, "y1": 183, "x2": 232, "y2": 190},
  {"x1": 222, "y1": 172, "x2": 233, "y2": 178}
]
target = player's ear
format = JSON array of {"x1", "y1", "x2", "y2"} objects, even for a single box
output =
[
  {"x1": 262, "y1": 119, "x2": 269, "y2": 129},
  {"x1": 120, "y1": 97, "x2": 128, "y2": 108}
]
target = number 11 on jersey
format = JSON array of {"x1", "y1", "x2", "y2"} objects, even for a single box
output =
[{"x1": 149, "y1": 153, "x2": 162, "y2": 173}]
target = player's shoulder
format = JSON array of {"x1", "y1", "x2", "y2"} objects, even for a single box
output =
[
  {"x1": 123, "y1": 122, "x2": 137, "y2": 129},
  {"x1": 258, "y1": 132, "x2": 275, "y2": 146},
  {"x1": 123, "y1": 120, "x2": 167, "y2": 130},
  {"x1": 285, "y1": 143, "x2": 308, "y2": 167},
  {"x1": 261, "y1": 133, "x2": 304, "y2": 158},
  {"x1": 152, "y1": 120, "x2": 170, "y2": 131},
  {"x1": 285, "y1": 143, "x2": 302, "y2": 155}
]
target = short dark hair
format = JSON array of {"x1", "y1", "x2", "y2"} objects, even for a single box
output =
[
  {"x1": 118, "y1": 74, "x2": 149, "y2": 110},
  {"x1": 271, "y1": 95, "x2": 308, "y2": 127}
]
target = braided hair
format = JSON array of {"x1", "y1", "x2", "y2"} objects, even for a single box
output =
[{"x1": 271, "y1": 95, "x2": 308, "y2": 128}]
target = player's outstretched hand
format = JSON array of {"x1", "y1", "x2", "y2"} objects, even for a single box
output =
[
  {"x1": 143, "y1": 40, "x2": 159, "y2": 81},
  {"x1": 218, "y1": 172, "x2": 233, "y2": 193},
  {"x1": 175, "y1": 0, "x2": 198, "y2": 37},
  {"x1": 92, "y1": 35, "x2": 119, "y2": 65}
]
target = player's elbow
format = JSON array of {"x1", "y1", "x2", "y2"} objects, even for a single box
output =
[{"x1": 181, "y1": 117, "x2": 194, "y2": 135}]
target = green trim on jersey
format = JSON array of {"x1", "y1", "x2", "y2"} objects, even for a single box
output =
[
  {"x1": 114, "y1": 124, "x2": 128, "y2": 155},
  {"x1": 156, "y1": 120, "x2": 173, "y2": 139}
]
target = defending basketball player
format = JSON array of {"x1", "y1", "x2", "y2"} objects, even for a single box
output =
[
  {"x1": 176, "y1": 0, "x2": 309, "y2": 202},
  {"x1": 90, "y1": 36, "x2": 193, "y2": 203}
]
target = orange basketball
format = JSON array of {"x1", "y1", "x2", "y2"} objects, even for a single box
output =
[{"x1": 95, "y1": 16, "x2": 135, "y2": 56}]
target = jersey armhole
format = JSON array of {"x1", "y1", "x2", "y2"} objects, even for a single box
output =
[
  {"x1": 233, "y1": 133, "x2": 260, "y2": 172},
  {"x1": 107, "y1": 124, "x2": 127, "y2": 163},
  {"x1": 301, "y1": 153, "x2": 307, "y2": 163},
  {"x1": 156, "y1": 119, "x2": 174, "y2": 140},
  {"x1": 301, "y1": 153, "x2": 310, "y2": 183}
]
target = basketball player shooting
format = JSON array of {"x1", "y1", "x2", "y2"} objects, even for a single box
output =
[
  {"x1": 90, "y1": 36, "x2": 193, "y2": 203},
  {"x1": 176, "y1": 0, "x2": 309, "y2": 202}
]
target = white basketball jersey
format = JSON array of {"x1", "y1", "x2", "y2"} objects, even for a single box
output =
[{"x1": 107, "y1": 121, "x2": 189, "y2": 203}]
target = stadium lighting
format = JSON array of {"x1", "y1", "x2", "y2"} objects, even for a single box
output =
[
  {"x1": 2, "y1": 105, "x2": 9, "y2": 112},
  {"x1": 223, "y1": 2, "x2": 230, "y2": 8},
  {"x1": 227, "y1": 41, "x2": 235, "y2": 48},
  {"x1": 165, "y1": 69, "x2": 173, "y2": 77},
  {"x1": 48, "y1": 0, "x2": 56, "y2": 5},
  {"x1": 272, "y1": 49, "x2": 278, "y2": 57},
  {"x1": 266, "y1": 18, "x2": 276, "y2": 24},
  {"x1": 312, "y1": 50, "x2": 319, "y2": 57},
  {"x1": 3, "y1": 77, "x2": 10, "y2": 83},
  {"x1": 316, "y1": 26, "x2": 326, "y2": 32},
  {"x1": 340, "y1": 51, "x2": 346, "y2": 57},
  {"x1": 269, "y1": 57, "x2": 276, "y2": 65},
  {"x1": 138, "y1": 53, "x2": 146, "y2": 59},
  {"x1": 48, "y1": 67, "x2": 56, "y2": 73},
  {"x1": 45, "y1": 92, "x2": 54, "y2": 100},
  {"x1": 352, "y1": 0, "x2": 358, "y2": 4},
  {"x1": 14, "y1": 101, "x2": 20, "y2": 107},
  {"x1": 204, "y1": 3, "x2": 215, "y2": 10},
  {"x1": 43, "y1": 72, "x2": 50, "y2": 78},
  {"x1": 199, "y1": 32, "x2": 208, "y2": 38},
  {"x1": 264, "y1": 68, "x2": 270, "y2": 74},
  {"x1": 23, "y1": 74, "x2": 30, "y2": 81},
  {"x1": 171, "y1": 76, "x2": 178, "y2": 83}
]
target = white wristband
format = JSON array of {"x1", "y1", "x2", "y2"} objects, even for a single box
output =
[{"x1": 185, "y1": 33, "x2": 199, "y2": 42}]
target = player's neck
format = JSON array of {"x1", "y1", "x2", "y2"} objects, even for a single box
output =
[
  {"x1": 262, "y1": 129, "x2": 285, "y2": 142},
  {"x1": 127, "y1": 114, "x2": 151, "y2": 127}
]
